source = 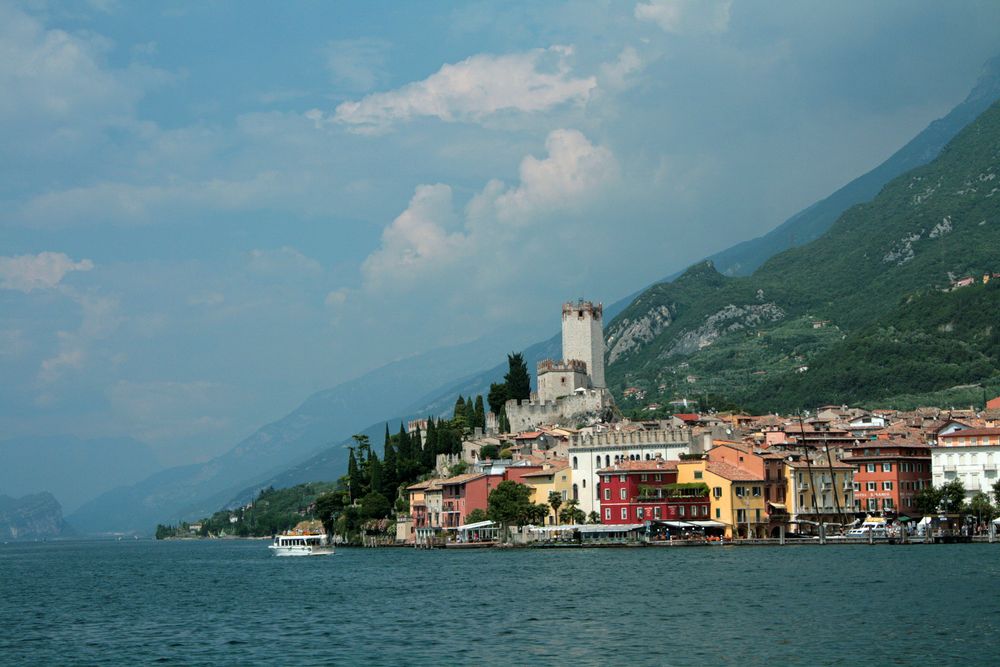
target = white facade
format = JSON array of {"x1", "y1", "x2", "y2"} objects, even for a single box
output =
[
  {"x1": 931, "y1": 446, "x2": 1000, "y2": 500},
  {"x1": 562, "y1": 300, "x2": 605, "y2": 389},
  {"x1": 567, "y1": 429, "x2": 691, "y2": 515}
]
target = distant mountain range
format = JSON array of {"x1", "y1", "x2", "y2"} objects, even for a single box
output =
[
  {"x1": 69, "y1": 54, "x2": 1000, "y2": 535},
  {"x1": 0, "y1": 492, "x2": 72, "y2": 541}
]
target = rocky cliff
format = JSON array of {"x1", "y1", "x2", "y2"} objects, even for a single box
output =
[{"x1": 0, "y1": 492, "x2": 72, "y2": 540}]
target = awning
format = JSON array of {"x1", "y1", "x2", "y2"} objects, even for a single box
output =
[
  {"x1": 456, "y1": 520, "x2": 496, "y2": 531},
  {"x1": 577, "y1": 523, "x2": 645, "y2": 534},
  {"x1": 528, "y1": 524, "x2": 580, "y2": 533},
  {"x1": 768, "y1": 503, "x2": 787, "y2": 511},
  {"x1": 689, "y1": 520, "x2": 727, "y2": 528}
]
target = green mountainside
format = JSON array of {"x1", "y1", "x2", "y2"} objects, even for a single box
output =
[{"x1": 607, "y1": 100, "x2": 1000, "y2": 413}]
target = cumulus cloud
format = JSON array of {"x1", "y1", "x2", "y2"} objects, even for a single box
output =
[
  {"x1": 358, "y1": 129, "x2": 617, "y2": 291},
  {"x1": 332, "y1": 46, "x2": 596, "y2": 132},
  {"x1": 324, "y1": 288, "x2": 349, "y2": 306},
  {"x1": 0, "y1": 252, "x2": 94, "y2": 292},
  {"x1": 634, "y1": 0, "x2": 732, "y2": 34},
  {"x1": 599, "y1": 46, "x2": 643, "y2": 90},
  {"x1": 38, "y1": 293, "x2": 122, "y2": 385}
]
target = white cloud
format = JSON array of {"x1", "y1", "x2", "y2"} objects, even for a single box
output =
[
  {"x1": 358, "y1": 129, "x2": 617, "y2": 291},
  {"x1": 332, "y1": 46, "x2": 596, "y2": 132},
  {"x1": 0, "y1": 252, "x2": 94, "y2": 292},
  {"x1": 634, "y1": 0, "x2": 732, "y2": 35},
  {"x1": 38, "y1": 293, "x2": 121, "y2": 385},
  {"x1": 324, "y1": 288, "x2": 349, "y2": 306},
  {"x1": 599, "y1": 46, "x2": 643, "y2": 90},
  {"x1": 322, "y1": 38, "x2": 390, "y2": 92},
  {"x1": 248, "y1": 246, "x2": 323, "y2": 275}
]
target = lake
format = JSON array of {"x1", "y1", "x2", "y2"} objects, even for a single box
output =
[{"x1": 2, "y1": 540, "x2": 999, "y2": 665}]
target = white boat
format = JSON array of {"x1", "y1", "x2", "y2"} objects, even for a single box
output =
[{"x1": 268, "y1": 530, "x2": 335, "y2": 557}]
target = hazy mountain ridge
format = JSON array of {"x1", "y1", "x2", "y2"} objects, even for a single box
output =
[{"x1": 0, "y1": 492, "x2": 72, "y2": 541}]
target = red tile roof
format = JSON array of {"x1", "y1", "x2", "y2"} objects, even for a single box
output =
[
  {"x1": 940, "y1": 428, "x2": 1000, "y2": 439},
  {"x1": 704, "y1": 461, "x2": 762, "y2": 481},
  {"x1": 597, "y1": 459, "x2": 679, "y2": 474}
]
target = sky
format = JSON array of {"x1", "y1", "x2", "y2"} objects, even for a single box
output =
[{"x1": 2, "y1": 0, "x2": 1000, "y2": 466}]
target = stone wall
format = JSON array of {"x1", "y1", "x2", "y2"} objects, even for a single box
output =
[{"x1": 504, "y1": 389, "x2": 611, "y2": 433}]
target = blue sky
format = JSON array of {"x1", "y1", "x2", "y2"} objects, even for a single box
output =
[{"x1": 2, "y1": 0, "x2": 1000, "y2": 465}]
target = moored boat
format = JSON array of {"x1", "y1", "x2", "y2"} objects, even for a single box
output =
[{"x1": 269, "y1": 520, "x2": 335, "y2": 557}]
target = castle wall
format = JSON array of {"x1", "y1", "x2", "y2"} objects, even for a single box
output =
[
  {"x1": 537, "y1": 367, "x2": 590, "y2": 402},
  {"x1": 504, "y1": 389, "x2": 611, "y2": 433}
]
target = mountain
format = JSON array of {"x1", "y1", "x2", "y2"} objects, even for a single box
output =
[
  {"x1": 701, "y1": 55, "x2": 1000, "y2": 278},
  {"x1": 0, "y1": 436, "x2": 160, "y2": 514},
  {"x1": 606, "y1": 100, "x2": 1000, "y2": 413},
  {"x1": 0, "y1": 492, "x2": 72, "y2": 540},
  {"x1": 66, "y1": 327, "x2": 536, "y2": 535}
]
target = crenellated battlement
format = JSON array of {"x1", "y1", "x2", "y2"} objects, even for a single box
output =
[
  {"x1": 537, "y1": 358, "x2": 588, "y2": 374},
  {"x1": 568, "y1": 428, "x2": 690, "y2": 449}
]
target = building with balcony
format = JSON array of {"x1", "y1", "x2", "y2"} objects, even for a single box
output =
[
  {"x1": 596, "y1": 459, "x2": 709, "y2": 525},
  {"x1": 676, "y1": 459, "x2": 767, "y2": 538},
  {"x1": 783, "y1": 458, "x2": 855, "y2": 532},
  {"x1": 932, "y1": 428, "x2": 1000, "y2": 501},
  {"x1": 842, "y1": 440, "x2": 931, "y2": 516}
]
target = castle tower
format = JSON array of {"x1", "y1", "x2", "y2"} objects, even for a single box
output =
[{"x1": 561, "y1": 300, "x2": 605, "y2": 389}]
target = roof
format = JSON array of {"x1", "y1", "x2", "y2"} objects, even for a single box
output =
[
  {"x1": 940, "y1": 428, "x2": 1000, "y2": 438},
  {"x1": 704, "y1": 461, "x2": 763, "y2": 481},
  {"x1": 439, "y1": 473, "x2": 487, "y2": 486},
  {"x1": 596, "y1": 459, "x2": 679, "y2": 474},
  {"x1": 519, "y1": 465, "x2": 569, "y2": 478},
  {"x1": 674, "y1": 413, "x2": 701, "y2": 422},
  {"x1": 784, "y1": 458, "x2": 854, "y2": 470},
  {"x1": 516, "y1": 431, "x2": 543, "y2": 439}
]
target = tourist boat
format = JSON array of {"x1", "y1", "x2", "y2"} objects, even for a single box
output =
[
  {"x1": 845, "y1": 516, "x2": 888, "y2": 538},
  {"x1": 268, "y1": 521, "x2": 335, "y2": 556}
]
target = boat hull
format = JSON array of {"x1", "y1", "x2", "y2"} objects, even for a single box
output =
[{"x1": 269, "y1": 545, "x2": 335, "y2": 557}]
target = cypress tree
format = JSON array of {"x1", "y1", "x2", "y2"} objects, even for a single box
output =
[
  {"x1": 368, "y1": 451, "x2": 382, "y2": 499},
  {"x1": 397, "y1": 424, "x2": 412, "y2": 480},
  {"x1": 382, "y1": 425, "x2": 398, "y2": 500},
  {"x1": 347, "y1": 448, "x2": 362, "y2": 502},
  {"x1": 499, "y1": 405, "x2": 510, "y2": 433},
  {"x1": 474, "y1": 395, "x2": 486, "y2": 430},
  {"x1": 505, "y1": 352, "x2": 531, "y2": 401}
]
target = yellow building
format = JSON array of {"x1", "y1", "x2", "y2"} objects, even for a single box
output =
[
  {"x1": 677, "y1": 459, "x2": 767, "y2": 538},
  {"x1": 519, "y1": 464, "x2": 573, "y2": 525}
]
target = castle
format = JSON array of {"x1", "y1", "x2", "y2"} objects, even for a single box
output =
[{"x1": 505, "y1": 300, "x2": 615, "y2": 432}]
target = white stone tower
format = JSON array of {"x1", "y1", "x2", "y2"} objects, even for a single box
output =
[{"x1": 561, "y1": 300, "x2": 605, "y2": 389}]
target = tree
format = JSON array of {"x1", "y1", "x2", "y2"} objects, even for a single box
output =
[
  {"x1": 505, "y1": 352, "x2": 531, "y2": 401},
  {"x1": 382, "y1": 428, "x2": 398, "y2": 501},
  {"x1": 453, "y1": 396, "x2": 468, "y2": 430},
  {"x1": 465, "y1": 508, "x2": 489, "y2": 524},
  {"x1": 559, "y1": 498, "x2": 585, "y2": 525},
  {"x1": 315, "y1": 492, "x2": 345, "y2": 536},
  {"x1": 527, "y1": 504, "x2": 550, "y2": 526},
  {"x1": 940, "y1": 479, "x2": 967, "y2": 514},
  {"x1": 359, "y1": 491, "x2": 391, "y2": 521},
  {"x1": 480, "y1": 444, "x2": 500, "y2": 460},
  {"x1": 347, "y1": 448, "x2": 362, "y2": 502},
  {"x1": 498, "y1": 406, "x2": 511, "y2": 433},
  {"x1": 914, "y1": 485, "x2": 943, "y2": 517},
  {"x1": 488, "y1": 382, "x2": 509, "y2": 417},
  {"x1": 588, "y1": 511, "x2": 601, "y2": 524},
  {"x1": 548, "y1": 491, "x2": 563, "y2": 526},
  {"x1": 992, "y1": 478, "x2": 1000, "y2": 506},
  {"x1": 368, "y1": 452, "x2": 383, "y2": 500},
  {"x1": 487, "y1": 480, "x2": 534, "y2": 541},
  {"x1": 473, "y1": 395, "x2": 486, "y2": 430},
  {"x1": 968, "y1": 491, "x2": 995, "y2": 523}
]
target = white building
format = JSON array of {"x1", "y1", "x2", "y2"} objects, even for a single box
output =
[
  {"x1": 932, "y1": 428, "x2": 1000, "y2": 500},
  {"x1": 567, "y1": 428, "x2": 692, "y2": 515}
]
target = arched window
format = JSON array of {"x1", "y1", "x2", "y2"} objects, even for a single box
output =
[
  {"x1": 582, "y1": 479, "x2": 586, "y2": 488},
  {"x1": 572, "y1": 484, "x2": 579, "y2": 501},
  {"x1": 605, "y1": 455, "x2": 610, "y2": 466},
  {"x1": 596, "y1": 455, "x2": 601, "y2": 467},
  {"x1": 645, "y1": 453, "x2": 651, "y2": 460},
  {"x1": 572, "y1": 456, "x2": 578, "y2": 470}
]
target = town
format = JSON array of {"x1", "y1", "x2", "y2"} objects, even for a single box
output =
[{"x1": 363, "y1": 300, "x2": 1000, "y2": 548}]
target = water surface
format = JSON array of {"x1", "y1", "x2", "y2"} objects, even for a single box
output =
[{"x1": 2, "y1": 540, "x2": 998, "y2": 665}]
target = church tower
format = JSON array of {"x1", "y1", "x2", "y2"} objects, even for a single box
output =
[{"x1": 561, "y1": 300, "x2": 605, "y2": 389}]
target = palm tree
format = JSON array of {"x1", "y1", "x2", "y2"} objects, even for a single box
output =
[
  {"x1": 548, "y1": 491, "x2": 563, "y2": 526},
  {"x1": 559, "y1": 498, "x2": 581, "y2": 525}
]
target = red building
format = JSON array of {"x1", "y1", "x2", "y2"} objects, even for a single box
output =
[
  {"x1": 842, "y1": 440, "x2": 931, "y2": 515},
  {"x1": 440, "y1": 473, "x2": 503, "y2": 529},
  {"x1": 597, "y1": 459, "x2": 709, "y2": 524}
]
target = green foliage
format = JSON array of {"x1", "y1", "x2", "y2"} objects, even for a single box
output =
[
  {"x1": 488, "y1": 382, "x2": 509, "y2": 416},
  {"x1": 587, "y1": 511, "x2": 601, "y2": 524},
  {"x1": 914, "y1": 486, "x2": 943, "y2": 517},
  {"x1": 606, "y1": 100, "x2": 1000, "y2": 412},
  {"x1": 558, "y1": 498, "x2": 586, "y2": 525},
  {"x1": 940, "y1": 479, "x2": 967, "y2": 514},
  {"x1": 448, "y1": 461, "x2": 469, "y2": 476},
  {"x1": 487, "y1": 480, "x2": 535, "y2": 537},
  {"x1": 479, "y1": 444, "x2": 500, "y2": 460},
  {"x1": 359, "y1": 491, "x2": 391, "y2": 521},
  {"x1": 993, "y1": 479, "x2": 1000, "y2": 505},
  {"x1": 967, "y1": 492, "x2": 996, "y2": 521},
  {"x1": 473, "y1": 395, "x2": 486, "y2": 430},
  {"x1": 465, "y1": 508, "x2": 489, "y2": 524},
  {"x1": 548, "y1": 490, "x2": 563, "y2": 523},
  {"x1": 504, "y1": 352, "x2": 531, "y2": 401}
]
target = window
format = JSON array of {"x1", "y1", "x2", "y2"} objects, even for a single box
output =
[
  {"x1": 735, "y1": 486, "x2": 745, "y2": 497},
  {"x1": 866, "y1": 482, "x2": 876, "y2": 491},
  {"x1": 620, "y1": 488, "x2": 627, "y2": 500},
  {"x1": 605, "y1": 508, "x2": 611, "y2": 520},
  {"x1": 867, "y1": 498, "x2": 877, "y2": 511},
  {"x1": 882, "y1": 481, "x2": 893, "y2": 491},
  {"x1": 694, "y1": 470, "x2": 703, "y2": 480},
  {"x1": 621, "y1": 508, "x2": 628, "y2": 520},
  {"x1": 654, "y1": 474, "x2": 662, "y2": 481},
  {"x1": 678, "y1": 505, "x2": 685, "y2": 516},
  {"x1": 572, "y1": 457, "x2": 578, "y2": 470},
  {"x1": 882, "y1": 463, "x2": 892, "y2": 472},
  {"x1": 582, "y1": 479, "x2": 586, "y2": 488},
  {"x1": 755, "y1": 509, "x2": 761, "y2": 522},
  {"x1": 715, "y1": 508, "x2": 721, "y2": 518},
  {"x1": 867, "y1": 463, "x2": 875, "y2": 473},
  {"x1": 752, "y1": 486, "x2": 761, "y2": 497},
  {"x1": 654, "y1": 506, "x2": 662, "y2": 519},
  {"x1": 603, "y1": 475, "x2": 610, "y2": 484},
  {"x1": 619, "y1": 474, "x2": 626, "y2": 483},
  {"x1": 853, "y1": 482, "x2": 860, "y2": 492},
  {"x1": 596, "y1": 456, "x2": 601, "y2": 467},
  {"x1": 713, "y1": 487, "x2": 723, "y2": 499},
  {"x1": 604, "y1": 488, "x2": 611, "y2": 501},
  {"x1": 637, "y1": 507, "x2": 645, "y2": 519},
  {"x1": 884, "y1": 498, "x2": 895, "y2": 510},
  {"x1": 736, "y1": 509, "x2": 746, "y2": 523},
  {"x1": 641, "y1": 474, "x2": 648, "y2": 481}
]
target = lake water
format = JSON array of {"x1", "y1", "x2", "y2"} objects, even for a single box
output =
[{"x1": 2, "y1": 540, "x2": 999, "y2": 665}]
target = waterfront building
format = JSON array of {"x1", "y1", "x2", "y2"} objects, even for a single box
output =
[
  {"x1": 440, "y1": 473, "x2": 504, "y2": 529},
  {"x1": 518, "y1": 464, "x2": 573, "y2": 524},
  {"x1": 706, "y1": 442, "x2": 790, "y2": 533},
  {"x1": 842, "y1": 440, "x2": 931, "y2": 515},
  {"x1": 932, "y1": 428, "x2": 1000, "y2": 501},
  {"x1": 596, "y1": 459, "x2": 709, "y2": 525},
  {"x1": 407, "y1": 479, "x2": 445, "y2": 546},
  {"x1": 568, "y1": 428, "x2": 692, "y2": 515},
  {"x1": 676, "y1": 459, "x2": 767, "y2": 538},
  {"x1": 783, "y1": 458, "x2": 855, "y2": 532}
]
